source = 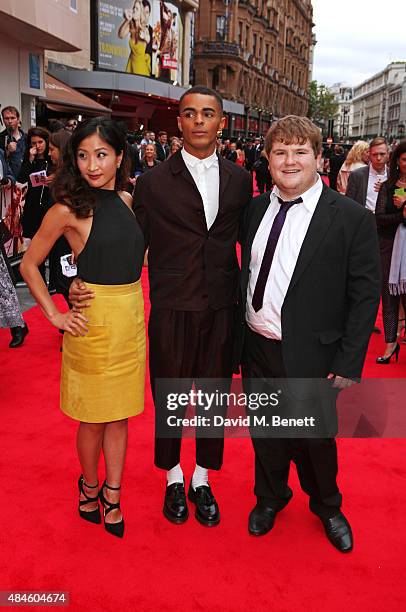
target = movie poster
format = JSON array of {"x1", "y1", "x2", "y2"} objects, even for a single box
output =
[
  {"x1": 1, "y1": 183, "x2": 28, "y2": 257},
  {"x1": 96, "y1": 0, "x2": 182, "y2": 83}
]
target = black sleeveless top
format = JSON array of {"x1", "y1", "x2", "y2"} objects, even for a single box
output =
[{"x1": 77, "y1": 189, "x2": 144, "y2": 284}]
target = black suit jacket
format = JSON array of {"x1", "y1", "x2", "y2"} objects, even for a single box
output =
[
  {"x1": 236, "y1": 184, "x2": 381, "y2": 379},
  {"x1": 155, "y1": 141, "x2": 169, "y2": 162},
  {"x1": 133, "y1": 149, "x2": 253, "y2": 310},
  {"x1": 345, "y1": 165, "x2": 370, "y2": 206}
]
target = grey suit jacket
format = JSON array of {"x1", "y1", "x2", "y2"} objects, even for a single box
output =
[{"x1": 345, "y1": 165, "x2": 369, "y2": 206}]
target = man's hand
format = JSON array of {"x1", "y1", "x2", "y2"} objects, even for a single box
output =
[
  {"x1": 68, "y1": 278, "x2": 95, "y2": 310},
  {"x1": 327, "y1": 373, "x2": 357, "y2": 390},
  {"x1": 7, "y1": 141, "x2": 17, "y2": 154},
  {"x1": 373, "y1": 179, "x2": 383, "y2": 192}
]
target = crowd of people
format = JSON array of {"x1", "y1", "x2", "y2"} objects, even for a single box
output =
[{"x1": 1, "y1": 88, "x2": 405, "y2": 553}]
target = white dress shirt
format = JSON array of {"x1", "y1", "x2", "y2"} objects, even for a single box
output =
[
  {"x1": 366, "y1": 165, "x2": 387, "y2": 213},
  {"x1": 246, "y1": 176, "x2": 323, "y2": 340},
  {"x1": 181, "y1": 148, "x2": 220, "y2": 229}
]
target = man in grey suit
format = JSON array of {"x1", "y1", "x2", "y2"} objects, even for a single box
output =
[
  {"x1": 345, "y1": 137, "x2": 389, "y2": 211},
  {"x1": 346, "y1": 137, "x2": 389, "y2": 334}
]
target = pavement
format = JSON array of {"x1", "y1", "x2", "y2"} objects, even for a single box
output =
[{"x1": 16, "y1": 283, "x2": 36, "y2": 313}]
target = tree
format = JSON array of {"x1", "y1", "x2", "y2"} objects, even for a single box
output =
[{"x1": 307, "y1": 80, "x2": 338, "y2": 133}]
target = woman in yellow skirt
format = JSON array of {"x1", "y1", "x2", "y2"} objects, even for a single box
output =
[{"x1": 21, "y1": 118, "x2": 146, "y2": 538}]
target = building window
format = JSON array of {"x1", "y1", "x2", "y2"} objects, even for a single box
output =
[
  {"x1": 238, "y1": 21, "x2": 243, "y2": 47},
  {"x1": 253, "y1": 33, "x2": 257, "y2": 57},
  {"x1": 212, "y1": 67, "x2": 220, "y2": 90},
  {"x1": 70, "y1": 0, "x2": 77, "y2": 11},
  {"x1": 245, "y1": 24, "x2": 250, "y2": 48},
  {"x1": 216, "y1": 15, "x2": 226, "y2": 41}
]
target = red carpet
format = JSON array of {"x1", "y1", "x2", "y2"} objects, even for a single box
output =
[{"x1": 1, "y1": 269, "x2": 405, "y2": 611}]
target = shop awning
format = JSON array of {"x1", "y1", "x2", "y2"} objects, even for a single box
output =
[
  {"x1": 47, "y1": 68, "x2": 246, "y2": 116},
  {"x1": 39, "y1": 74, "x2": 111, "y2": 116}
]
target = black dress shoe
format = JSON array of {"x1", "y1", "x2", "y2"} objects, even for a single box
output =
[
  {"x1": 188, "y1": 483, "x2": 220, "y2": 526},
  {"x1": 318, "y1": 512, "x2": 353, "y2": 552},
  {"x1": 163, "y1": 481, "x2": 189, "y2": 524},
  {"x1": 9, "y1": 323, "x2": 29, "y2": 348},
  {"x1": 248, "y1": 504, "x2": 278, "y2": 536}
]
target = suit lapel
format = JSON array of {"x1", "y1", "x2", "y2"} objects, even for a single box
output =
[
  {"x1": 286, "y1": 185, "x2": 339, "y2": 294},
  {"x1": 169, "y1": 149, "x2": 202, "y2": 193},
  {"x1": 362, "y1": 166, "x2": 369, "y2": 206},
  {"x1": 218, "y1": 154, "x2": 232, "y2": 199}
]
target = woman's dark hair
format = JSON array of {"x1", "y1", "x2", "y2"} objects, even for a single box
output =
[
  {"x1": 52, "y1": 117, "x2": 130, "y2": 218},
  {"x1": 49, "y1": 130, "x2": 71, "y2": 169},
  {"x1": 48, "y1": 119, "x2": 66, "y2": 133},
  {"x1": 23, "y1": 127, "x2": 50, "y2": 161},
  {"x1": 387, "y1": 140, "x2": 406, "y2": 191}
]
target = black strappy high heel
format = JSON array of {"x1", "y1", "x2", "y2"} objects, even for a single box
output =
[
  {"x1": 99, "y1": 481, "x2": 124, "y2": 538},
  {"x1": 78, "y1": 475, "x2": 101, "y2": 524},
  {"x1": 376, "y1": 343, "x2": 400, "y2": 364}
]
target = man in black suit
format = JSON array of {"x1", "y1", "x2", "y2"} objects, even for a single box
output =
[
  {"x1": 237, "y1": 116, "x2": 380, "y2": 551},
  {"x1": 134, "y1": 87, "x2": 252, "y2": 526},
  {"x1": 244, "y1": 139, "x2": 254, "y2": 172},
  {"x1": 155, "y1": 131, "x2": 170, "y2": 161}
]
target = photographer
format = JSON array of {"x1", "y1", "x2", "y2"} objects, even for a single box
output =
[{"x1": 0, "y1": 106, "x2": 26, "y2": 179}]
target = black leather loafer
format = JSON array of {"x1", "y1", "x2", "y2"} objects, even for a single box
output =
[
  {"x1": 318, "y1": 512, "x2": 353, "y2": 552},
  {"x1": 163, "y1": 481, "x2": 189, "y2": 524},
  {"x1": 9, "y1": 323, "x2": 29, "y2": 348},
  {"x1": 188, "y1": 483, "x2": 220, "y2": 526},
  {"x1": 248, "y1": 504, "x2": 278, "y2": 536}
]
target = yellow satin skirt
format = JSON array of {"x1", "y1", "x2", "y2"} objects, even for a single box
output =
[{"x1": 61, "y1": 281, "x2": 146, "y2": 423}]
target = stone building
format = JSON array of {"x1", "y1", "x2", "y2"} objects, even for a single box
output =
[
  {"x1": 329, "y1": 83, "x2": 353, "y2": 140},
  {"x1": 47, "y1": 0, "x2": 243, "y2": 134},
  {"x1": 352, "y1": 62, "x2": 406, "y2": 141},
  {"x1": 192, "y1": 0, "x2": 314, "y2": 137}
]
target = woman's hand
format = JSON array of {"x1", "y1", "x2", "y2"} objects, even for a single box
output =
[
  {"x1": 393, "y1": 194, "x2": 406, "y2": 208},
  {"x1": 49, "y1": 310, "x2": 88, "y2": 336},
  {"x1": 29, "y1": 146, "x2": 37, "y2": 162}
]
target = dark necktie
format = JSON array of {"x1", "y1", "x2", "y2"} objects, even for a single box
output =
[{"x1": 252, "y1": 196, "x2": 303, "y2": 313}]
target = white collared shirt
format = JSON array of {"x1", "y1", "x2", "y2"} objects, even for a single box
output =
[
  {"x1": 246, "y1": 175, "x2": 323, "y2": 340},
  {"x1": 181, "y1": 147, "x2": 219, "y2": 229},
  {"x1": 366, "y1": 165, "x2": 387, "y2": 213}
]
